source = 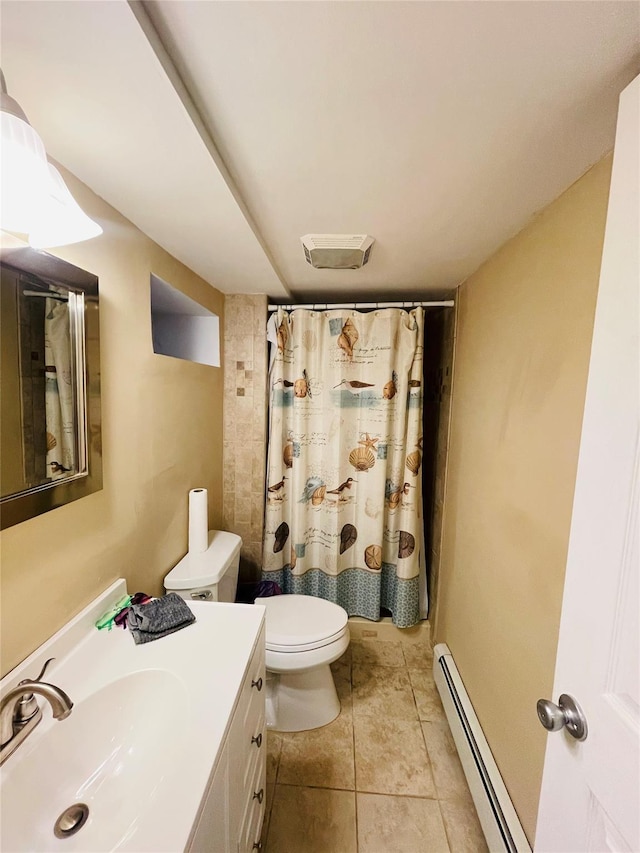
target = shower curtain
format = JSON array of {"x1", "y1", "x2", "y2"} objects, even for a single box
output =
[
  {"x1": 45, "y1": 297, "x2": 75, "y2": 479},
  {"x1": 261, "y1": 307, "x2": 427, "y2": 627}
]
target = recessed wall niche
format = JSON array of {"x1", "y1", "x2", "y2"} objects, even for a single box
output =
[{"x1": 150, "y1": 273, "x2": 220, "y2": 367}]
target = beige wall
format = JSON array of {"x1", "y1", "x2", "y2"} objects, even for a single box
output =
[
  {"x1": 434, "y1": 155, "x2": 612, "y2": 842},
  {"x1": 0, "y1": 166, "x2": 225, "y2": 677}
]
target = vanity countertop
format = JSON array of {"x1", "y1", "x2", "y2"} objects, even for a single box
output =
[{"x1": 0, "y1": 579, "x2": 265, "y2": 852}]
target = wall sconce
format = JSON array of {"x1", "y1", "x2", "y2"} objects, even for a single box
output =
[{"x1": 0, "y1": 69, "x2": 102, "y2": 248}]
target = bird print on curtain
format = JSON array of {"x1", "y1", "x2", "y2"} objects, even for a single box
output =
[{"x1": 262, "y1": 307, "x2": 426, "y2": 627}]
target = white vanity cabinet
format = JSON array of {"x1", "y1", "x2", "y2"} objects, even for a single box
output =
[{"x1": 188, "y1": 623, "x2": 266, "y2": 853}]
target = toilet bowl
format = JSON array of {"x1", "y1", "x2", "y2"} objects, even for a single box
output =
[
  {"x1": 164, "y1": 531, "x2": 350, "y2": 732},
  {"x1": 255, "y1": 594, "x2": 350, "y2": 732}
]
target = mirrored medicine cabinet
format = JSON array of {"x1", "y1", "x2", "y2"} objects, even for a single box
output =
[{"x1": 0, "y1": 246, "x2": 102, "y2": 529}]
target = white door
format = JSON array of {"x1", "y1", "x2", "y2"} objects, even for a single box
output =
[{"x1": 535, "y1": 76, "x2": 639, "y2": 851}]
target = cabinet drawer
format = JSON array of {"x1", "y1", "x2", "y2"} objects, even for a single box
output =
[
  {"x1": 233, "y1": 627, "x2": 266, "y2": 787},
  {"x1": 238, "y1": 747, "x2": 266, "y2": 853},
  {"x1": 241, "y1": 707, "x2": 265, "y2": 795},
  {"x1": 238, "y1": 627, "x2": 266, "y2": 717},
  {"x1": 236, "y1": 675, "x2": 265, "y2": 752}
]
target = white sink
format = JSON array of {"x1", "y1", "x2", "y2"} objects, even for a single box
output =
[
  {"x1": 0, "y1": 580, "x2": 265, "y2": 852},
  {"x1": 2, "y1": 671, "x2": 187, "y2": 852}
]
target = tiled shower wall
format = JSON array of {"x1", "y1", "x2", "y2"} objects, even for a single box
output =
[{"x1": 222, "y1": 294, "x2": 269, "y2": 587}]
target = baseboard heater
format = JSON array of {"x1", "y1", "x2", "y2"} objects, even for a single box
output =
[{"x1": 433, "y1": 644, "x2": 532, "y2": 853}]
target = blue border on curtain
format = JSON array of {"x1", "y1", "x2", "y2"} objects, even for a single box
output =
[{"x1": 261, "y1": 564, "x2": 420, "y2": 628}]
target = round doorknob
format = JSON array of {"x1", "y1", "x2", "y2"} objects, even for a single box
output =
[{"x1": 536, "y1": 694, "x2": 588, "y2": 741}]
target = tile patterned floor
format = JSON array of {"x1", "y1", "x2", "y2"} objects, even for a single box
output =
[{"x1": 262, "y1": 637, "x2": 489, "y2": 853}]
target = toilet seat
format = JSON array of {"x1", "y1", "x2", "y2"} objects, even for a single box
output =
[
  {"x1": 266, "y1": 626, "x2": 348, "y2": 653},
  {"x1": 255, "y1": 594, "x2": 348, "y2": 653},
  {"x1": 264, "y1": 629, "x2": 350, "y2": 675}
]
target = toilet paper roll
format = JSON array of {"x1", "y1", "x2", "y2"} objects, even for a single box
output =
[{"x1": 188, "y1": 488, "x2": 209, "y2": 554}]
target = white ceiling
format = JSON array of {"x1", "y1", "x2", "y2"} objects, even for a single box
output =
[{"x1": 1, "y1": 1, "x2": 639, "y2": 300}]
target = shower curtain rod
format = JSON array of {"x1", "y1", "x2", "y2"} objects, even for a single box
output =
[
  {"x1": 23, "y1": 289, "x2": 69, "y2": 301},
  {"x1": 267, "y1": 300, "x2": 455, "y2": 311}
]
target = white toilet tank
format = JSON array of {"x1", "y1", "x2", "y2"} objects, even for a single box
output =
[{"x1": 164, "y1": 530, "x2": 242, "y2": 603}]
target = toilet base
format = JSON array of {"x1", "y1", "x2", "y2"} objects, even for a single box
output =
[{"x1": 265, "y1": 664, "x2": 341, "y2": 732}]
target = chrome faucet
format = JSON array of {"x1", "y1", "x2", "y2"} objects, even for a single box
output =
[{"x1": 0, "y1": 658, "x2": 73, "y2": 765}]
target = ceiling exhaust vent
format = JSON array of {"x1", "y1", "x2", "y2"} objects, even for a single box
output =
[{"x1": 301, "y1": 234, "x2": 375, "y2": 269}]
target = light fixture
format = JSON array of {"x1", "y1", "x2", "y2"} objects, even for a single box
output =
[
  {"x1": 0, "y1": 69, "x2": 102, "y2": 247},
  {"x1": 0, "y1": 69, "x2": 50, "y2": 233},
  {"x1": 28, "y1": 163, "x2": 103, "y2": 248}
]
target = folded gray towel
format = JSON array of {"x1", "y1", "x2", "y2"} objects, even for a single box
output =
[{"x1": 128, "y1": 593, "x2": 196, "y2": 645}]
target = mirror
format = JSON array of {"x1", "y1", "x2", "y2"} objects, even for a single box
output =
[{"x1": 0, "y1": 246, "x2": 102, "y2": 528}]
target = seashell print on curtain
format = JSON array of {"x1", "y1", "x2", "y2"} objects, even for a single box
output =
[{"x1": 262, "y1": 307, "x2": 426, "y2": 627}]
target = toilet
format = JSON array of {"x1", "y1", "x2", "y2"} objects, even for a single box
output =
[
  {"x1": 254, "y1": 593, "x2": 349, "y2": 732},
  {"x1": 164, "y1": 530, "x2": 350, "y2": 732}
]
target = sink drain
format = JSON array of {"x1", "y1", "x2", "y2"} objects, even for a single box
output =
[{"x1": 54, "y1": 803, "x2": 89, "y2": 839}]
